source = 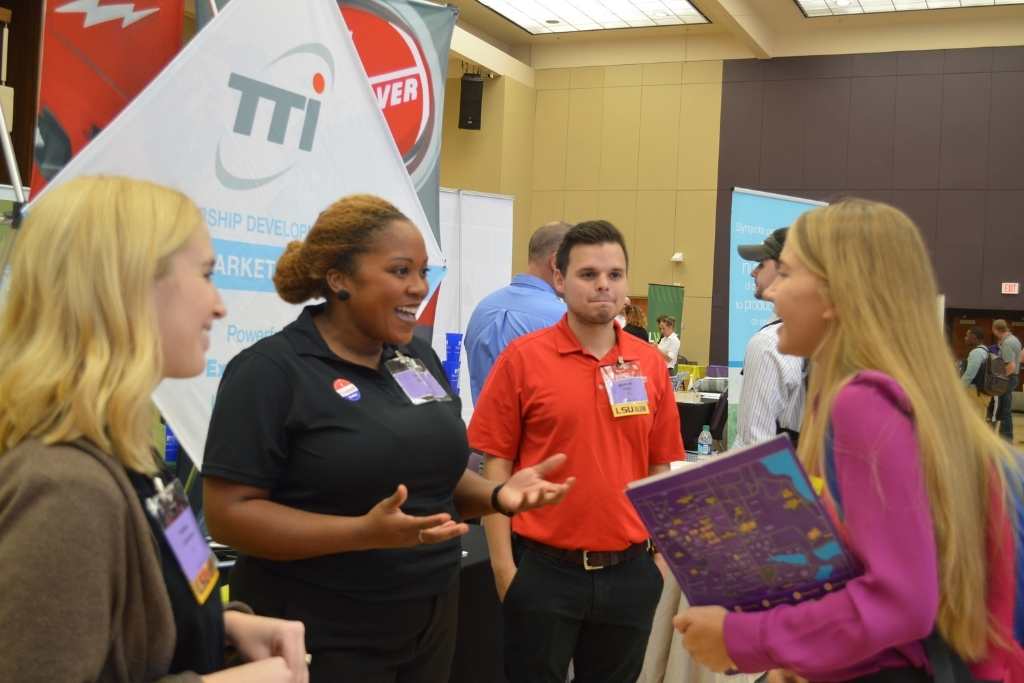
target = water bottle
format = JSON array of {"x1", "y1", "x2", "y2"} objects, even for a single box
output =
[
  {"x1": 697, "y1": 424, "x2": 713, "y2": 457},
  {"x1": 164, "y1": 424, "x2": 179, "y2": 467}
]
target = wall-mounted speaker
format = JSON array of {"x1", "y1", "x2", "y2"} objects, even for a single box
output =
[{"x1": 458, "y1": 73, "x2": 483, "y2": 130}]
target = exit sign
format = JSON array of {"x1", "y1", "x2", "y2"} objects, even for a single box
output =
[{"x1": 1002, "y1": 282, "x2": 1020, "y2": 295}]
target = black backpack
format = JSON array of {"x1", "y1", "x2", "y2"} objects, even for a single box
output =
[{"x1": 974, "y1": 345, "x2": 1012, "y2": 397}]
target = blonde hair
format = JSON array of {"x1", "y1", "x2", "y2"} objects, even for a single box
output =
[
  {"x1": 0, "y1": 176, "x2": 202, "y2": 473},
  {"x1": 791, "y1": 198, "x2": 1016, "y2": 661},
  {"x1": 273, "y1": 194, "x2": 407, "y2": 304}
]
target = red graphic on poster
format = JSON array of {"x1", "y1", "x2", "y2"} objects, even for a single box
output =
[
  {"x1": 31, "y1": 0, "x2": 184, "y2": 195},
  {"x1": 340, "y1": 6, "x2": 432, "y2": 171}
]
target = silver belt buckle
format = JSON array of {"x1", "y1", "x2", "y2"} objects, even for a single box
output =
[{"x1": 582, "y1": 550, "x2": 604, "y2": 571}]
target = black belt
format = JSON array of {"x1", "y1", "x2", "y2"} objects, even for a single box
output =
[{"x1": 518, "y1": 537, "x2": 650, "y2": 571}]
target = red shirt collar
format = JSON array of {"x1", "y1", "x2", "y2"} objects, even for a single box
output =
[{"x1": 553, "y1": 315, "x2": 637, "y2": 364}]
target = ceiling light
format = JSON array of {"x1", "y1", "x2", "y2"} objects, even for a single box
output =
[
  {"x1": 794, "y1": 0, "x2": 1024, "y2": 14},
  {"x1": 477, "y1": 0, "x2": 710, "y2": 34}
]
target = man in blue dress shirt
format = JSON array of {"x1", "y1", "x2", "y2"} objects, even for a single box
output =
[{"x1": 465, "y1": 221, "x2": 571, "y2": 403}]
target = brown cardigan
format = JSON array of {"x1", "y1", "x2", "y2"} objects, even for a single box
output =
[{"x1": 0, "y1": 438, "x2": 202, "y2": 683}]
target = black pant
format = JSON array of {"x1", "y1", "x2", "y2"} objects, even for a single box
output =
[
  {"x1": 231, "y1": 560, "x2": 458, "y2": 683},
  {"x1": 502, "y1": 541, "x2": 664, "y2": 683},
  {"x1": 988, "y1": 374, "x2": 1018, "y2": 441}
]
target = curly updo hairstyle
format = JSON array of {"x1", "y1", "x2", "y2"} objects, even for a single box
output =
[{"x1": 273, "y1": 194, "x2": 409, "y2": 304}]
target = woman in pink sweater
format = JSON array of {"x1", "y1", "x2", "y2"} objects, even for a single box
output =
[{"x1": 675, "y1": 198, "x2": 1024, "y2": 683}]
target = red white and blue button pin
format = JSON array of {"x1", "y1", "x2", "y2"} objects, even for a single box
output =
[{"x1": 333, "y1": 378, "x2": 361, "y2": 401}]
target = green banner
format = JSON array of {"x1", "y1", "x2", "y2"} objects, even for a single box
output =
[{"x1": 647, "y1": 283, "x2": 684, "y2": 341}]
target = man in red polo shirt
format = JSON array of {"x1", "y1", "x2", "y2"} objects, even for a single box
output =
[{"x1": 469, "y1": 219, "x2": 683, "y2": 682}]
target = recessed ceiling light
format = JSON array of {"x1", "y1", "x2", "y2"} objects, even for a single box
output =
[
  {"x1": 836, "y1": 0, "x2": 851, "y2": 5},
  {"x1": 477, "y1": 0, "x2": 710, "y2": 35}
]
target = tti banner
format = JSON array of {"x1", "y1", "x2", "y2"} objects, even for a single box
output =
[
  {"x1": 28, "y1": 0, "x2": 446, "y2": 467},
  {"x1": 199, "y1": 0, "x2": 457, "y2": 243},
  {"x1": 728, "y1": 189, "x2": 825, "y2": 403}
]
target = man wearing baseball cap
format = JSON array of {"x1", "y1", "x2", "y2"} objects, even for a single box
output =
[{"x1": 734, "y1": 228, "x2": 806, "y2": 448}]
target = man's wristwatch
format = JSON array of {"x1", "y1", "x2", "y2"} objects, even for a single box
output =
[{"x1": 490, "y1": 483, "x2": 514, "y2": 517}]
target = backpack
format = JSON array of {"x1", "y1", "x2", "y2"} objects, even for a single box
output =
[{"x1": 975, "y1": 345, "x2": 1012, "y2": 397}]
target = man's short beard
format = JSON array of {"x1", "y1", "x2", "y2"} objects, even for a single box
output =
[{"x1": 572, "y1": 309, "x2": 615, "y2": 326}]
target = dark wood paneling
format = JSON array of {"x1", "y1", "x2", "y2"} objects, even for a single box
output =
[
  {"x1": 711, "y1": 47, "x2": 1024, "y2": 361},
  {"x1": 805, "y1": 54, "x2": 854, "y2": 80},
  {"x1": 718, "y1": 81, "x2": 764, "y2": 189},
  {"x1": 988, "y1": 72, "x2": 1024, "y2": 190},
  {"x1": 898, "y1": 50, "x2": 944, "y2": 75},
  {"x1": 712, "y1": 189, "x2": 732, "y2": 311},
  {"x1": 723, "y1": 59, "x2": 765, "y2": 83},
  {"x1": 710, "y1": 303, "x2": 729, "y2": 364},
  {"x1": 763, "y1": 56, "x2": 814, "y2": 81},
  {"x1": 893, "y1": 75, "x2": 943, "y2": 189},
  {"x1": 981, "y1": 191, "x2": 1024, "y2": 308},
  {"x1": 891, "y1": 190, "x2": 938, "y2": 256},
  {"x1": 939, "y1": 73, "x2": 990, "y2": 190},
  {"x1": 981, "y1": 249, "x2": 1024, "y2": 310},
  {"x1": 852, "y1": 52, "x2": 900, "y2": 78},
  {"x1": 935, "y1": 249, "x2": 984, "y2": 309},
  {"x1": 772, "y1": 188, "x2": 839, "y2": 204},
  {"x1": 936, "y1": 190, "x2": 986, "y2": 247},
  {"x1": 760, "y1": 80, "x2": 807, "y2": 189},
  {"x1": 993, "y1": 45, "x2": 1024, "y2": 72},
  {"x1": 943, "y1": 48, "x2": 994, "y2": 74},
  {"x1": 935, "y1": 191, "x2": 986, "y2": 305},
  {"x1": 984, "y1": 190, "x2": 1024, "y2": 246},
  {"x1": 803, "y1": 79, "x2": 851, "y2": 190},
  {"x1": 710, "y1": 189, "x2": 733, "y2": 363},
  {"x1": 847, "y1": 76, "x2": 897, "y2": 190},
  {"x1": 845, "y1": 188, "x2": 892, "y2": 205}
]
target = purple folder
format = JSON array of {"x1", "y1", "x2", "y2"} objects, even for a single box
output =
[{"x1": 626, "y1": 435, "x2": 861, "y2": 612}]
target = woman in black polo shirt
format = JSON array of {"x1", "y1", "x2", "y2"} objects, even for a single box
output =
[{"x1": 202, "y1": 194, "x2": 572, "y2": 682}]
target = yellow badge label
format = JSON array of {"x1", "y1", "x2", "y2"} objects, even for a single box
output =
[{"x1": 612, "y1": 401, "x2": 650, "y2": 417}]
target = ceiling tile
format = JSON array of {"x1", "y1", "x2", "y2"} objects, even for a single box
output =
[
  {"x1": 478, "y1": 0, "x2": 709, "y2": 34},
  {"x1": 794, "y1": 0, "x2": 1020, "y2": 15}
]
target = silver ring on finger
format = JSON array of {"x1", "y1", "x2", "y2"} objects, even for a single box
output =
[{"x1": 418, "y1": 529, "x2": 425, "y2": 544}]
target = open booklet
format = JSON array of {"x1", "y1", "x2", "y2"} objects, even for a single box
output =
[{"x1": 627, "y1": 434, "x2": 862, "y2": 612}]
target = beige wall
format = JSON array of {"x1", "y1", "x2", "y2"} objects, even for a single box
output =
[
  {"x1": 527, "y1": 61, "x2": 723, "y2": 366},
  {"x1": 439, "y1": 58, "x2": 723, "y2": 365},
  {"x1": 440, "y1": 76, "x2": 537, "y2": 267}
]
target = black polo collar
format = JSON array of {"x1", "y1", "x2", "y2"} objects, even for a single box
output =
[{"x1": 283, "y1": 303, "x2": 411, "y2": 364}]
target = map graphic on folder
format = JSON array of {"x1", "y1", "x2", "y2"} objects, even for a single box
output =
[{"x1": 627, "y1": 435, "x2": 861, "y2": 612}]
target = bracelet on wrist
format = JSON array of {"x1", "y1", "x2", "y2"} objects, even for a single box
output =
[{"x1": 490, "y1": 483, "x2": 514, "y2": 517}]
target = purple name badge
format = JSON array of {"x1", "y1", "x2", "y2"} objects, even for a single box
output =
[
  {"x1": 611, "y1": 377, "x2": 646, "y2": 404},
  {"x1": 165, "y1": 507, "x2": 213, "y2": 585},
  {"x1": 145, "y1": 478, "x2": 219, "y2": 604},
  {"x1": 393, "y1": 368, "x2": 435, "y2": 403},
  {"x1": 421, "y1": 371, "x2": 450, "y2": 400}
]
